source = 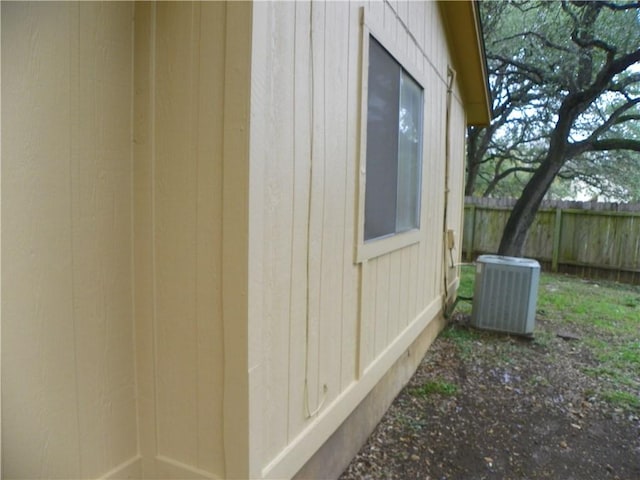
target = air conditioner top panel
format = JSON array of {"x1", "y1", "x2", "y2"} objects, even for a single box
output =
[{"x1": 477, "y1": 254, "x2": 540, "y2": 269}]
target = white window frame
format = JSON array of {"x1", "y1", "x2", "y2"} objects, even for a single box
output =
[{"x1": 356, "y1": 10, "x2": 428, "y2": 263}]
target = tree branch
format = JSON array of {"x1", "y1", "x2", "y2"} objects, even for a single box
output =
[
  {"x1": 614, "y1": 114, "x2": 640, "y2": 124},
  {"x1": 561, "y1": 1, "x2": 580, "y2": 25},
  {"x1": 488, "y1": 54, "x2": 546, "y2": 83},
  {"x1": 496, "y1": 31, "x2": 574, "y2": 54},
  {"x1": 600, "y1": 1, "x2": 640, "y2": 11},
  {"x1": 608, "y1": 72, "x2": 640, "y2": 92},
  {"x1": 483, "y1": 166, "x2": 538, "y2": 197},
  {"x1": 589, "y1": 138, "x2": 640, "y2": 152},
  {"x1": 578, "y1": 97, "x2": 640, "y2": 145},
  {"x1": 561, "y1": 47, "x2": 640, "y2": 117},
  {"x1": 570, "y1": 32, "x2": 616, "y2": 58},
  {"x1": 594, "y1": 48, "x2": 640, "y2": 93}
]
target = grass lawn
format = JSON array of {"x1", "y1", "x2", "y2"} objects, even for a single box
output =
[
  {"x1": 342, "y1": 268, "x2": 640, "y2": 480},
  {"x1": 456, "y1": 266, "x2": 640, "y2": 411}
]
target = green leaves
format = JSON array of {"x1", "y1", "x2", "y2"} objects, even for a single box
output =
[{"x1": 467, "y1": 0, "x2": 640, "y2": 202}]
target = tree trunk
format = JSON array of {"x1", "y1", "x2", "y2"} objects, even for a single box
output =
[
  {"x1": 465, "y1": 127, "x2": 482, "y2": 196},
  {"x1": 498, "y1": 133, "x2": 569, "y2": 256}
]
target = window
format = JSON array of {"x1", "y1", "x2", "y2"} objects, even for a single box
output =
[{"x1": 364, "y1": 37, "x2": 424, "y2": 243}]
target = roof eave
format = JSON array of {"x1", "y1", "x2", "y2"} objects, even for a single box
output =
[{"x1": 439, "y1": 0, "x2": 492, "y2": 126}]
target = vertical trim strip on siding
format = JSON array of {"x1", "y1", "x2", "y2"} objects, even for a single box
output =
[{"x1": 222, "y1": 2, "x2": 252, "y2": 479}]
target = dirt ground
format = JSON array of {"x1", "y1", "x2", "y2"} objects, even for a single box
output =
[{"x1": 339, "y1": 314, "x2": 640, "y2": 480}]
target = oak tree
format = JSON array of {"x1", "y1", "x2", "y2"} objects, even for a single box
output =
[{"x1": 468, "y1": 1, "x2": 640, "y2": 255}]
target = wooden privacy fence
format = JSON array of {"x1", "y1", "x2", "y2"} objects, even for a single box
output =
[{"x1": 462, "y1": 197, "x2": 640, "y2": 284}]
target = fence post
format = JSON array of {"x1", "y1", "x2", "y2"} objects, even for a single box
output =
[
  {"x1": 552, "y1": 207, "x2": 562, "y2": 272},
  {"x1": 466, "y1": 205, "x2": 476, "y2": 262}
]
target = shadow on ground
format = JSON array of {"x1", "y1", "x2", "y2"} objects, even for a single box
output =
[{"x1": 340, "y1": 313, "x2": 640, "y2": 480}]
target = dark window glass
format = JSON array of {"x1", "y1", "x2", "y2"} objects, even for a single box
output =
[{"x1": 364, "y1": 37, "x2": 423, "y2": 242}]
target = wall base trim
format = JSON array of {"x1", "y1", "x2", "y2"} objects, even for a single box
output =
[
  {"x1": 152, "y1": 455, "x2": 220, "y2": 480},
  {"x1": 261, "y1": 297, "x2": 445, "y2": 479},
  {"x1": 293, "y1": 309, "x2": 446, "y2": 479},
  {"x1": 101, "y1": 455, "x2": 142, "y2": 479}
]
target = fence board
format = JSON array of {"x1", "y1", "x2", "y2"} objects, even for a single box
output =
[{"x1": 463, "y1": 197, "x2": 640, "y2": 285}]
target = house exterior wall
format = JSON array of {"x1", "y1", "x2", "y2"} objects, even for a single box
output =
[
  {"x1": 133, "y1": 3, "x2": 252, "y2": 479},
  {"x1": 133, "y1": 3, "x2": 227, "y2": 478},
  {"x1": 2, "y1": 3, "x2": 139, "y2": 478},
  {"x1": 2, "y1": 1, "x2": 477, "y2": 479},
  {"x1": 3, "y1": 3, "x2": 252, "y2": 478},
  {"x1": 248, "y1": 2, "x2": 467, "y2": 478},
  {"x1": 448, "y1": 92, "x2": 468, "y2": 274}
]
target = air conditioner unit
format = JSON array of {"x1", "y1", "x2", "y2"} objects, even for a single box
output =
[{"x1": 471, "y1": 255, "x2": 540, "y2": 336}]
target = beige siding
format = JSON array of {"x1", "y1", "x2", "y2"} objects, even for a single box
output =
[
  {"x1": 133, "y1": 3, "x2": 230, "y2": 478},
  {"x1": 249, "y1": 1, "x2": 468, "y2": 477},
  {"x1": 2, "y1": 3, "x2": 138, "y2": 478},
  {"x1": 2, "y1": 1, "x2": 473, "y2": 478},
  {"x1": 4, "y1": 2, "x2": 250, "y2": 478},
  {"x1": 447, "y1": 86, "x2": 469, "y2": 283}
]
